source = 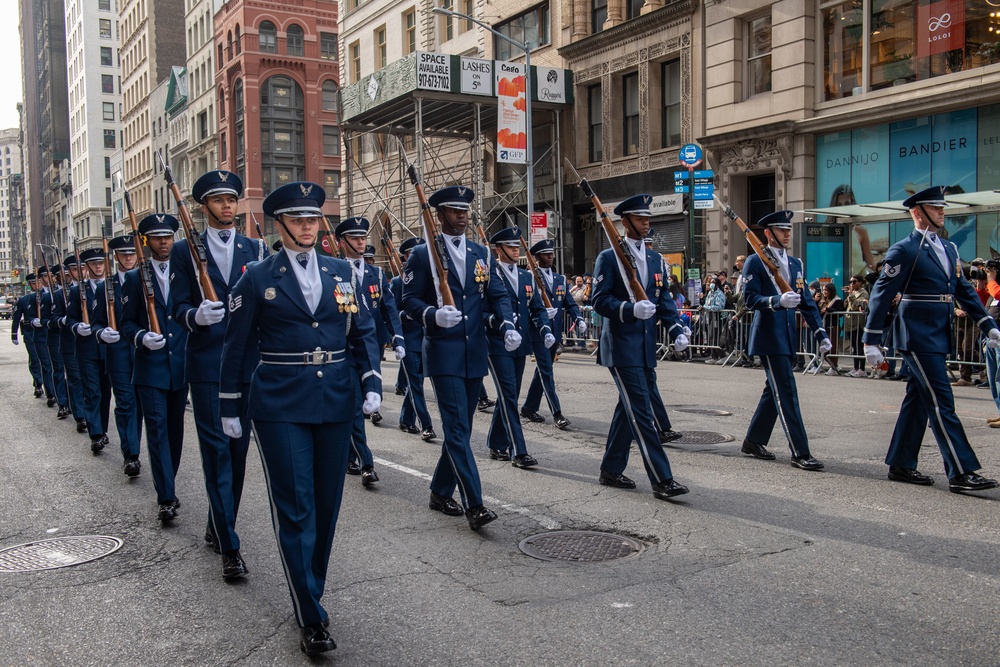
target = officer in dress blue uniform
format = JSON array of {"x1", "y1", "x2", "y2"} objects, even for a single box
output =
[
  {"x1": 38, "y1": 266, "x2": 69, "y2": 416},
  {"x1": 593, "y1": 194, "x2": 691, "y2": 499},
  {"x1": 401, "y1": 185, "x2": 518, "y2": 529},
  {"x1": 391, "y1": 237, "x2": 435, "y2": 441},
  {"x1": 51, "y1": 256, "x2": 89, "y2": 432},
  {"x1": 26, "y1": 273, "x2": 58, "y2": 407},
  {"x1": 11, "y1": 274, "x2": 46, "y2": 398},
  {"x1": 91, "y1": 236, "x2": 143, "y2": 477},
  {"x1": 120, "y1": 215, "x2": 190, "y2": 521},
  {"x1": 66, "y1": 248, "x2": 113, "y2": 453},
  {"x1": 521, "y1": 239, "x2": 586, "y2": 430},
  {"x1": 864, "y1": 186, "x2": 1000, "y2": 493},
  {"x1": 486, "y1": 226, "x2": 552, "y2": 468},
  {"x1": 740, "y1": 210, "x2": 831, "y2": 469},
  {"x1": 171, "y1": 169, "x2": 268, "y2": 580},
  {"x1": 220, "y1": 181, "x2": 381, "y2": 656},
  {"x1": 335, "y1": 216, "x2": 400, "y2": 485}
]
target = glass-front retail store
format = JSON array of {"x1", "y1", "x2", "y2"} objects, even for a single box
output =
[
  {"x1": 810, "y1": 103, "x2": 1000, "y2": 282},
  {"x1": 822, "y1": 0, "x2": 999, "y2": 100}
]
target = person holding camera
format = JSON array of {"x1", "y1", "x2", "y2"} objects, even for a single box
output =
[{"x1": 844, "y1": 275, "x2": 869, "y2": 377}]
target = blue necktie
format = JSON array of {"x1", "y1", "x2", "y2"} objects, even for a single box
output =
[
  {"x1": 297, "y1": 253, "x2": 309, "y2": 269},
  {"x1": 219, "y1": 230, "x2": 231, "y2": 243},
  {"x1": 453, "y1": 238, "x2": 461, "y2": 247}
]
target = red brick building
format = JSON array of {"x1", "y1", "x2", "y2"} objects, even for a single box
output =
[{"x1": 214, "y1": 0, "x2": 341, "y2": 235}]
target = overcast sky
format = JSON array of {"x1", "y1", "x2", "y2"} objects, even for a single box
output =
[{"x1": 0, "y1": 3, "x2": 24, "y2": 131}]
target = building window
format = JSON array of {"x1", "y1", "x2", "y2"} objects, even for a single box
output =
[
  {"x1": 259, "y1": 21, "x2": 277, "y2": 53},
  {"x1": 494, "y1": 5, "x2": 550, "y2": 61},
  {"x1": 322, "y1": 126, "x2": 340, "y2": 156},
  {"x1": 375, "y1": 26, "x2": 387, "y2": 69},
  {"x1": 746, "y1": 14, "x2": 772, "y2": 97},
  {"x1": 404, "y1": 10, "x2": 417, "y2": 55},
  {"x1": 588, "y1": 83, "x2": 602, "y2": 163},
  {"x1": 106, "y1": 188, "x2": 112, "y2": 207},
  {"x1": 235, "y1": 25, "x2": 241, "y2": 54},
  {"x1": 100, "y1": 47, "x2": 113, "y2": 67},
  {"x1": 104, "y1": 157, "x2": 111, "y2": 179},
  {"x1": 103, "y1": 102, "x2": 114, "y2": 121},
  {"x1": 323, "y1": 171, "x2": 340, "y2": 199},
  {"x1": 234, "y1": 79, "x2": 245, "y2": 175},
  {"x1": 98, "y1": 0, "x2": 111, "y2": 9},
  {"x1": 221, "y1": 131, "x2": 227, "y2": 162},
  {"x1": 622, "y1": 72, "x2": 639, "y2": 156},
  {"x1": 322, "y1": 80, "x2": 339, "y2": 112},
  {"x1": 103, "y1": 129, "x2": 116, "y2": 149},
  {"x1": 219, "y1": 90, "x2": 226, "y2": 119},
  {"x1": 626, "y1": 0, "x2": 643, "y2": 21},
  {"x1": 259, "y1": 75, "x2": 305, "y2": 196},
  {"x1": 351, "y1": 41, "x2": 361, "y2": 82},
  {"x1": 747, "y1": 173, "x2": 776, "y2": 226},
  {"x1": 661, "y1": 59, "x2": 680, "y2": 148},
  {"x1": 286, "y1": 24, "x2": 304, "y2": 56},
  {"x1": 102, "y1": 74, "x2": 114, "y2": 94},
  {"x1": 442, "y1": 0, "x2": 454, "y2": 41},
  {"x1": 99, "y1": 19, "x2": 112, "y2": 39},
  {"x1": 198, "y1": 111, "x2": 208, "y2": 141},
  {"x1": 592, "y1": 0, "x2": 607, "y2": 34},
  {"x1": 320, "y1": 32, "x2": 338, "y2": 60}
]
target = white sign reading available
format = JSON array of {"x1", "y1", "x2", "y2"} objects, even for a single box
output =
[{"x1": 416, "y1": 52, "x2": 451, "y2": 91}]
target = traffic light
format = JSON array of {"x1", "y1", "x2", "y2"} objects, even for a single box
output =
[{"x1": 10, "y1": 269, "x2": 17, "y2": 278}]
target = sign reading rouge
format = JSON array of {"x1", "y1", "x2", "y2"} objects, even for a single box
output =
[{"x1": 917, "y1": 0, "x2": 965, "y2": 59}]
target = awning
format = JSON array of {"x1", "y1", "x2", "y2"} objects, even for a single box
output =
[{"x1": 801, "y1": 190, "x2": 1000, "y2": 222}]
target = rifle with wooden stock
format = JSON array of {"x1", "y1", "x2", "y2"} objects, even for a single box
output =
[
  {"x1": 102, "y1": 235, "x2": 116, "y2": 330},
  {"x1": 73, "y1": 239, "x2": 90, "y2": 325},
  {"x1": 123, "y1": 190, "x2": 161, "y2": 335},
  {"x1": 157, "y1": 152, "x2": 218, "y2": 303},
  {"x1": 379, "y1": 215, "x2": 402, "y2": 277},
  {"x1": 519, "y1": 237, "x2": 553, "y2": 309},
  {"x1": 564, "y1": 160, "x2": 647, "y2": 302},
  {"x1": 713, "y1": 194, "x2": 793, "y2": 294},
  {"x1": 36, "y1": 245, "x2": 53, "y2": 318},
  {"x1": 400, "y1": 148, "x2": 454, "y2": 308}
]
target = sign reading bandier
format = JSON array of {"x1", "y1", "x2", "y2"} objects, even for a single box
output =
[{"x1": 416, "y1": 52, "x2": 451, "y2": 91}]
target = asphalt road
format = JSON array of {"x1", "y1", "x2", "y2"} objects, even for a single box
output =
[{"x1": 0, "y1": 323, "x2": 998, "y2": 666}]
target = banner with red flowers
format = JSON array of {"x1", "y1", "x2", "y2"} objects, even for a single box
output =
[{"x1": 496, "y1": 61, "x2": 526, "y2": 164}]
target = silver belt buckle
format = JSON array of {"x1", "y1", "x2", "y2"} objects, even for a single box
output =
[
  {"x1": 942, "y1": 295, "x2": 952, "y2": 303},
  {"x1": 310, "y1": 350, "x2": 324, "y2": 365}
]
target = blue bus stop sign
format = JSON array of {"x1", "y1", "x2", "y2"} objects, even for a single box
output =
[{"x1": 678, "y1": 143, "x2": 702, "y2": 167}]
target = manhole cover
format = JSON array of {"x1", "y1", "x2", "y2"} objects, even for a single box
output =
[
  {"x1": 0, "y1": 536, "x2": 123, "y2": 573},
  {"x1": 518, "y1": 530, "x2": 644, "y2": 563},
  {"x1": 671, "y1": 431, "x2": 735, "y2": 445},
  {"x1": 675, "y1": 408, "x2": 732, "y2": 416}
]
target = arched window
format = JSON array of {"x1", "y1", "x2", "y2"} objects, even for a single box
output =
[
  {"x1": 226, "y1": 30, "x2": 233, "y2": 60},
  {"x1": 218, "y1": 89, "x2": 226, "y2": 119},
  {"x1": 235, "y1": 24, "x2": 242, "y2": 55},
  {"x1": 218, "y1": 44, "x2": 224, "y2": 68},
  {"x1": 259, "y1": 75, "x2": 304, "y2": 197},
  {"x1": 321, "y1": 80, "x2": 339, "y2": 112},
  {"x1": 286, "y1": 24, "x2": 304, "y2": 56},
  {"x1": 259, "y1": 21, "x2": 277, "y2": 53}
]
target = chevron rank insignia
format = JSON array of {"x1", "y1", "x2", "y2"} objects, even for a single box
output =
[
  {"x1": 883, "y1": 263, "x2": 901, "y2": 278},
  {"x1": 402, "y1": 271, "x2": 414, "y2": 285},
  {"x1": 229, "y1": 293, "x2": 242, "y2": 312}
]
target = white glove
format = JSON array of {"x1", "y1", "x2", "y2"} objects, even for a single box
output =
[
  {"x1": 30, "y1": 318, "x2": 42, "y2": 328},
  {"x1": 864, "y1": 344, "x2": 884, "y2": 367},
  {"x1": 633, "y1": 300, "x2": 656, "y2": 320},
  {"x1": 779, "y1": 291, "x2": 801, "y2": 309},
  {"x1": 544, "y1": 333, "x2": 556, "y2": 349},
  {"x1": 394, "y1": 346, "x2": 406, "y2": 361},
  {"x1": 682, "y1": 326, "x2": 692, "y2": 336},
  {"x1": 673, "y1": 333, "x2": 689, "y2": 352},
  {"x1": 362, "y1": 392, "x2": 381, "y2": 415},
  {"x1": 545, "y1": 307, "x2": 558, "y2": 320},
  {"x1": 59, "y1": 316, "x2": 67, "y2": 327},
  {"x1": 194, "y1": 299, "x2": 226, "y2": 326},
  {"x1": 434, "y1": 305, "x2": 463, "y2": 328},
  {"x1": 142, "y1": 332, "x2": 166, "y2": 350},
  {"x1": 504, "y1": 330, "x2": 522, "y2": 352},
  {"x1": 221, "y1": 417, "x2": 243, "y2": 439},
  {"x1": 818, "y1": 338, "x2": 833, "y2": 356},
  {"x1": 988, "y1": 328, "x2": 1000, "y2": 350},
  {"x1": 98, "y1": 328, "x2": 120, "y2": 344},
  {"x1": 75, "y1": 323, "x2": 92, "y2": 336},
  {"x1": 576, "y1": 319, "x2": 587, "y2": 336}
]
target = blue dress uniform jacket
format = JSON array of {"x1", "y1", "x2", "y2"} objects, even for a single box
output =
[
  {"x1": 530, "y1": 271, "x2": 582, "y2": 343},
  {"x1": 487, "y1": 265, "x2": 550, "y2": 357},
  {"x1": 390, "y1": 275, "x2": 434, "y2": 431},
  {"x1": 65, "y1": 281, "x2": 107, "y2": 362},
  {"x1": 361, "y1": 263, "x2": 404, "y2": 351},
  {"x1": 12, "y1": 292, "x2": 45, "y2": 391},
  {"x1": 66, "y1": 281, "x2": 111, "y2": 438},
  {"x1": 390, "y1": 275, "x2": 423, "y2": 353},
  {"x1": 742, "y1": 253, "x2": 826, "y2": 356},
  {"x1": 52, "y1": 285, "x2": 91, "y2": 421},
  {"x1": 39, "y1": 289, "x2": 69, "y2": 408},
  {"x1": 863, "y1": 229, "x2": 997, "y2": 479},
  {"x1": 523, "y1": 271, "x2": 583, "y2": 417}
]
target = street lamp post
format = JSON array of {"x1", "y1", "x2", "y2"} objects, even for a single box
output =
[{"x1": 430, "y1": 6, "x2": 533, "y2": 226}]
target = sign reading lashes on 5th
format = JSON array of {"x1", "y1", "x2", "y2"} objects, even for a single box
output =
[
  {"x1": 416, "y1": 52, "x2": 451, "y2": 91},
  {"x1": 460, "y1": 57, "x2": 493, "y2": 96}
]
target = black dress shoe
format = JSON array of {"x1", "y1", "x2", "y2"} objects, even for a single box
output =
[
  {"x1": 360, "y1": 466, "x2": 379, "y2": 487},
  {"x1": 791, "y1": 456, "x2": 825, "y2": 471},
  {"x1": 398, "y1": 423, "x2": 419, "y2": 434},
  {"x1": 741, "y1": 439, "x2": 776, "y2": 460},
  {"x1": 488, "y1": 449, "x2": 511, "y2": 462},
  {"x1": 888, "y1": 466, "x2": 934, "y2": 486},
  {"x1": 420, "y1": 428, "x2": 436, "y2": 442},
  {"x1": 465, "y1": 505, "x2": 497, "y2": 531},
  {"x1": 890, "y1": 374, "x2": 910, "y2": 382},
  {"x1": 395, "y1": 386, "x2": 405, "y2": 396},
  {"x1": 90, "y1": 435, "x2": 106, "y2": 454},
  {"x1": 599, "y1": 471, "x2": 637, "y2": 489},
  {"x1": 124, "y1": 459, "x2": 141, "y2": 478},
  {"x1": 346, "y1": 460, "x2": 361, "y2": 475},
  {"x1": 429, "y1": 491, "x2": 464, "y2": 516},
  {"x1": 157, "y1": 503, "x2": 176, "y2": 522},
  {"x1": 33, "y1": 387, "x2": 43, "y2": 398},
  {"x1": 222, "y1": 550, "x2": 248, "y2": 580},
  {"x1": 300, "y1": 624, "x2": 336, "y2": 656},
  {"x1": 477, "y1": 398, "x2": 496, "y2": 411},
  {"x1": 511, "y1": 454, "x2": 538, "y2": 469},
  {"x1": 76, "y1": 418, "x2": 88, "y2": 433},
  {"x1": 553, "y1": 413, "x2": 571, "y2": 430},
  {"x1": 520, "y1": 408, "x2": 545, "y2": 423},
  {"x1": 659, "y1": 429, "x2": 683, "y2": 443},
  {"x1": 46, "y1": 396, "x2": 57, "y2": 407},
  {"x1": 56, "y1": 406, "x2": 70, "y2": 419},
  {"x1": 370, "y1": 411, "x2": 383, "y2": 425},
  {"x1": 204, "y1": 527, "x2": 222, "y2": 554},
  {"x1": 948, "y1": 472, "x2": 1000, "y2": 493},
  {"x1": 651, "y1": 479, "x2": 690, "y2": 499}
]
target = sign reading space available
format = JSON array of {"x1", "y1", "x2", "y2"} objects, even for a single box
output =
[{"x1": 416, "y1": 52, "x2": 451, "y2": 91}]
